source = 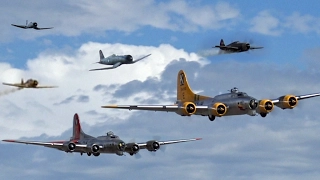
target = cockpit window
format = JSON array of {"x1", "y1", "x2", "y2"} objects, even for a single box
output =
[{"x1": 237, "y1": 92, "x2": 247, "y2": 97}]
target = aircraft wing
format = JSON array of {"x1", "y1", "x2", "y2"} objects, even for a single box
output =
[
  {"x1": 101, "y1": 105, "x2": 180, "y2": 112},
  {"x1": 214, "y1": 45, "x2": 239, "y2": 50},
  {"x1": 2, "y1": 83, "x2": 24, "y2": 88},
  {"x1": 132, "y1": 54, "x2": 151, "y2": 63},
  {"x1": 137, "y1": 138, "x2": 202, "y2": 150},
  {"x1": 271, "y1": 92, "x2": 320, "y2": 104},
  {"x1": 35, "y1": 27, "x2": 54, "y2": 30},
  {"x1": 249, "y1": 46, "x2": 263, "y2": 49},
  {"x1": 2, "y1": 139, "x2": 89, "y2": 151},
  {"x1": 11, "y1": 24, "x2": 27, "y2": 29},
  {"x1": 34, "y1": 85, "x2": 58, "y2": 88},
  {"x1": 89, "y1": 62, "x2": 122, "y2": 71},
  {"x1": 101, "y1": 104, "x2": 210, "y2": 114}
]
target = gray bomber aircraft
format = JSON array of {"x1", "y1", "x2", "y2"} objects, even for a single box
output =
[
  {"x1": 102, "y1": 70, "x2": 320, "y2": 121},
  {"x1": 214, "y1": 39, "x2": 263, "y2": 53},
  {"x1": 2, "y1": 114, "x2": 201, "y2": 157},
  {"x1": 11, "y1": 20, "x2": 53, "y2": 30},
  {"x1": 2, "y1": 79, "x2": 57, "y2": 89},
  {"x1": 89, "y1": 50, "x2": 151, "y2": 71}
]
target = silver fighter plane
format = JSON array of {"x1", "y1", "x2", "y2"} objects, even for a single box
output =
[
  {"x1": 11, "y1": 20, "x2": 53, "y2": 30},
  {"x1": 102, "y1": 70, "x2": 320, "y2": 121},
  {"x1": 2, "y1": 114, "x2": 201, "y2": 156},
  {"x1": 89, "y1": 50, "x2": 151, "y2": 71}
]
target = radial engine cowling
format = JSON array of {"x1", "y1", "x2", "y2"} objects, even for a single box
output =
[
  {"x1": 177, "y1": 102, "x2": 196, "y2": 116},
  {"x1": 67, "y1": 142, "x2": 76, "y2": 151},
  {"x1": 258, "y1": 99, "x2": 274, "y2": 114},
  {"x1": 146, "y1": 141, "x2": 160, "y2": 152},
  {"x1": 276, "y1": 95, "x2": 298, "y2": 109},
  {"x1": 91, "y1": 144, "x2": 100, "y2": 153},
  {"x1": 125, "y1": 143, "x2": 140, "y2": 155},
  {"x1": 210, "y1": 102, "x2": 227, "y2": 116},
  {"x1": 33, "y1": 22, "x2": 38, "y2": 27},
  {"x1": 33, "y1": 80, "x2": 38, "y2": 86}
]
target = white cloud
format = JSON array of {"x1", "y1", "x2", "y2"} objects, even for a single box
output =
[{"x1": 249, "y1": 11, "x2": 282, "y2": 36}]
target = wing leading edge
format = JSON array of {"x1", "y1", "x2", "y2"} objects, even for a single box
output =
[{"x1": 137, "y1": 138, "x2": 202, "y2": 149}]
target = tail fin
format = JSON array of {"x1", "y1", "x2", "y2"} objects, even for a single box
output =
[
  {"x1": 99, "y1": 50, "x2": 105, "y2": 61},
  {"x1": 21, "y1": 78, "x2": 24, "y2": 85},
  {"x1": 71, "y1": 114, "x2": 94, "y2": 140},
  {"x1": 177, "y1": 70, "x2": 209, "y2": 102},
  {"x1": 71, "y1": 113, "x2": 82, "y2": 140},
  {"x1": 220, "y1": 39, "x2": 225, "y2": 46}
]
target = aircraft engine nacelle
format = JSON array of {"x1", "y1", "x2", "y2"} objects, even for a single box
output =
[
  {"x1": 33, "y1": 80, "x2": 38, "y2": 86},
  {"x1": 126, "y1": 55, "x2": 133, "y2": 62},
  {"x1": 210, "y1": 102, "x2": 227, "y2": 116},
  {"x1": 276, "y1": 95, "x2": 298, "y2": 109},
  {"x1": 33, "y1": 22, "x2": 37, "y2": 27},
  {"x1": 258, "y1": 99, "x2": 274, "y2": 114},
  {"x1": 125, "y1": 143, "x2": 140, "y2": 155},
  {"x1": 67, "y1": 142, "x2": 76, "y2": 151},
  {"x1": 91, "y1": 144, "x2": 100, "y2": 153},
  {"x1": 177, "y1": 102, "x2": 196, "y2": 116},
  {"x1": 146, "y1": 140, "x2": 160, "y2": 152}
]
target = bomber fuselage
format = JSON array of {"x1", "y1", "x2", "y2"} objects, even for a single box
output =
[{"x1": 194, "y1": 91, "x2": 258, "y2": 116}]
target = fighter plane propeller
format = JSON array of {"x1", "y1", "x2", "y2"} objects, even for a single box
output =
[
  {"x1": 214, "y1": 39, "x2": 263, "y2": 53},
  {"x1": 2, "y1": 78, "x2": 57, "y2": 89},
  {"x1": 2, "y1": 114, "x2": 201, "y2": 157},
  {"x1": 11, "y1": 20, "x2": 53, "y2": 30},
  {"x1": 89, "y1": 50, "x2": 151, "y2": 71},
  {"x1": 102, "y1": 70, "x2": 320, "y2": 121}
]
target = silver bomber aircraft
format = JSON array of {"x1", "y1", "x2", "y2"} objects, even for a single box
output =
[
  {"x1": 89, "y1": 50, "x2": 151, "y2": 71},
  {"x1": 2, "y1": 114, "x2": 201, "y2": 157},
  {"x1": 11, "y1": 20, "x2": 53, "y2": 30},
  {"x1": 2, "y1": 79, "x2": 57, "y2": 89},
  {"x1": 102, "y1": 70, "x2": 320, "y2": 121},
  {"x1": 214, "y1": 39, "x2": 263, "y2": 53}
]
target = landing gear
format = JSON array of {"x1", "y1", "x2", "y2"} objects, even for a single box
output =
[
  {"x1": 129, "y1": 153, "x2": 134, "y2": 156},
  {"x1": 93, "y1": 152, "x2": 100, "y2": 157},
  {"x1": 87, "y1": 152, "x2": 92, "y2": 156},
  {"x1": 208, "y1": 115, "x2": 215, "y2": 121},
  {"x1": 260, "y1": 113, "x2": 267, "y2": 117}
]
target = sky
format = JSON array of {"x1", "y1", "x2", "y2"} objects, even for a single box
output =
[{"x1": 1, "y1": 0, "x2": 320, "y2": 179}]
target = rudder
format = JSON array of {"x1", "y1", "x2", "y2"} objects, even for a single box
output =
[
  {"x1": 220, "y1": 39, "x2": 225, "y2": 46},
  {"x1": 177, "y1": 70, "x2": 209, "y2": 102},
  {"x1": 99, "y1": 50, "x2": 105, "y2": 60},
  {"x1": 72, "y1": 113, "x2": 82, "y2": 140}
]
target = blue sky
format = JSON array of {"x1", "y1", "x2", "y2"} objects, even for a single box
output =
[{"x1": 1, "y1": 0, "x2": 320, "y2": 179}]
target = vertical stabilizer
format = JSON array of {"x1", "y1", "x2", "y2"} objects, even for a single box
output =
[
  {"x1": 220, "y1": 39, "x2": 225, "y2": 46},
  {"x1": 99, "y1": 50, "x2": 105, "y2": 61},
  {"x1": 71, "y1": 114, "x2": 94, "y2": 140},
  {"x1": 72, "y1": 113, "x2": 82, "y2": 140},
  {"x1": 177, "y1": 70, "x2": 209, "y2": 102},
  {"x1": 21, "y1": 78, "x2": 24, "y2": 85}
]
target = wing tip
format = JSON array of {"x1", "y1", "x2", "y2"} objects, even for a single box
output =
[
  {"x1": 195, "y1": 138, "x2": 202, "y2": 141},
  {"x1": 101, "y1": 105, "x2": 118, "y2": 108},
  {"x1": 2, "y1": 139, "x2": 16, "y2": 142}
]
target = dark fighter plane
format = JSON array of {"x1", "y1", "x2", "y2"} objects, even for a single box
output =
[
  {"x1": 2, "y1": 114, "x2": 201, "y2": 157},
  {"x1": 102, "y1": 70, "x2": 320, "y2": 121},
  {"x1": 89, "y1": 50, "x2": 151, "y2": 71},
  {"x1": 11, "y1": 20, "x2": 53, "y2": 30},
  {"x1": 214, "y1": 39, "x2": 263, "y2": 53}
]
